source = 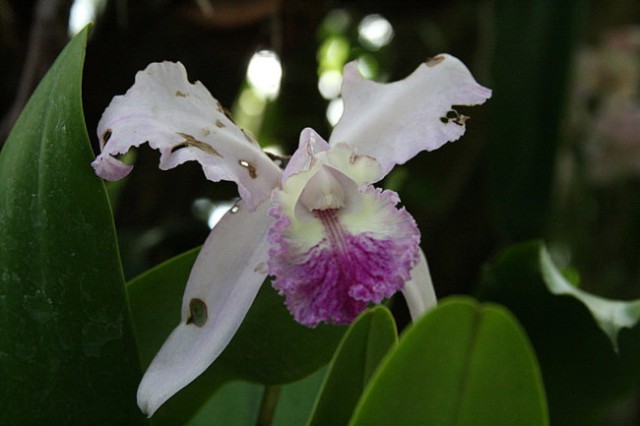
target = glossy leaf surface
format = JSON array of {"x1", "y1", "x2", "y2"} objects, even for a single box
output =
[
  {"x1": 349, "y1": 297, "x2": 548, "y2": 426},
  {"x1": 0, "y1": 27, "x2": 145, "y2": 424},
  {"x1": 307, "y1": 306, "x2": 397, "y2": 426}
]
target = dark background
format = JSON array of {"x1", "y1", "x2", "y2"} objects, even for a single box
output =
[{"x1": 2, "y1": 0, "x2": 639, "y2": 324}]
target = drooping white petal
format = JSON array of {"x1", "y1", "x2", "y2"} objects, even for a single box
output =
[
  {"x1": 137, "y1": 200, "x2": 272, "y2": 416},
  {"x1": 329, "y1": 54, "x2": 492, "y2": 175},
  {"x1": 92, "y1": 62, "x2": 281, "y2": 210},
  {"x1": 401, "y1": 249, "x2": 437, "y2": 320}
]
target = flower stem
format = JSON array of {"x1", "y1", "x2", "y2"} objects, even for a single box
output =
[{"x1": 256, "y1": 384, "x2": 281, "y2": 426}]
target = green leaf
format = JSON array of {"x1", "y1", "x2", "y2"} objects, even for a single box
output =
[
  {"x1": 188, "y1": 381, "x2": 262, "y2": 426},
  {"x1": 0, "y1": 27, "x2": 145, "y2": 424},
  {"x1": 478, "y1": 241, "x2": 640, "y2": 425},
  {"x1": 127, "y1": 248, "x2": 346, "y2": 425},
  {"x1": 187, "y1": 367, "x2": 327, "y2": 426},
  {"x1": 349, "y1": 298, "x2": 548, "y2": 426},
  {"x1": 273, "y1": 369, "x2": 326, "y2": 426},
  {"x1": 539, "y1": 246, "x2": 640, "y2": 351},
  {"x1": 307, "y1": 306, "x2": 397, "y2": 426},
  {"x1": 127, "y1": 248, "x2": 201, "y2": 368},
  {"x1": 487, "y1": 0, "x2": 589, "y2": 239}
]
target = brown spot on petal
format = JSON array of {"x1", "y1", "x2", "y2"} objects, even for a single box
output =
[
  {"x1": 239, "y1": 159, "x2": 257, "y2": 179},
  {"x1": 102, "y1": 129, "x2": 112, "y2": 145},
  {"x1": 455, "y1": 114, "x2": 469, "y2": 125},
  {"x1": 202, "y1": 128, "x2": 211, "y2": 136},
  {"x1": 215, "y1": 119, "x2": 225, "y2": 128},
  {"x1": 216, "y1": 100, "x2": 235, "y2": 123},
  {"x1": 173, "y1": 132, "x2": 223, "y2": 157},
  {"x1": 224, "y1": 109, "x2": 235, "y2": 123},
  {"x1": 426, "y1": 55, "x2": 445, "y2": 67},
  {"x1": 187, "y1": 298, "x2": 208, "y2": 327},
  {"x1": 254, "y1": 262, "x2": 268, "y2": 273},
  {"x1": 440, "y1": 109, "x2": 469, "y2": 126},
  {"x1": 241, "y1": 129, "x2": 257, "y2": 144},
  {"x1": 175, "y1": 90, "x2": 188, "y2": 97}
]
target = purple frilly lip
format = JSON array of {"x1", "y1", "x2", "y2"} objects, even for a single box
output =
[{"x1": 267, "y1": 188, "x2": 420, "y2": 327}]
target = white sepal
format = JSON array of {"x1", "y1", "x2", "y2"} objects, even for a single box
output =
[
  {"x1": 137, "y1": 200, "x2": 272, "y2": 416},
  {"x1": 401, "y1": 249, "x2": 437, "y2": 321}
]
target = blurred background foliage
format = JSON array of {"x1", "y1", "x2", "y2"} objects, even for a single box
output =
[{"x1": 1, "y1": 0, "x2": 640, "y2": 423}]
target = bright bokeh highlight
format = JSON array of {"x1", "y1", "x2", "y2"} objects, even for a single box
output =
[
  {"x1": 318, "y1": 70, "x2": 343, "y2": 100},
  {"x1": 358, "y1": 14, "x2": 394, "y2": 50},
  {"x1": 68, "y1": 0, "x2": 106, "y2": 36},
  {"x1": 247, "y1": 50, "x2": 283, "y2": 100}
]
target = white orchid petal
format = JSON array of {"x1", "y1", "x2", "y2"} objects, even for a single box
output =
[
  {"x1": 281, "y1": 128, "x2": 330, "y2": 182},
  {"x1": 401, "y1": 249, "x2": 437, "y2": 320},
  {"x1": 92, "y1": 62, "x2": 281, "y2": 210},
  {"x1": 274, "y1": 128, "x2": 331, "y2": 222},
  {"x1": 329, "y1": 54, "x2": 492, "y2": 175},
  {"x1": 319, "y1": 142, "x2": 384, "y2": 185},
  {"x1": 92, "y1": 153, "x2": 133, "y2": 181},
  {"x1": 137, "y1": 200, "x2": 272, "y2": 416}
]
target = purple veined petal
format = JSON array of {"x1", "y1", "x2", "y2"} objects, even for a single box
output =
[
  {"x1": 329, "y1": 54, "x2": 492, "y2": 175},
  {"x1": 401, "y1": 249, "x2": 437, "y2": 321},
  {"x1": 137, "y1": 200, "x2": 272, "y2": 416},
  {"x1": 92, "y1": 61, "x2": 281, "y2": 210}
]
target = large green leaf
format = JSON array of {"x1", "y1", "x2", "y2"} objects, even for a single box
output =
[
  {"x1": 478, "y1": 241, "x2": 640, "y2": 425},
  {"x1": 307, "y1": 306, "x2": 397, "y2": 426},
  {"x1": 349, "y1": 297, "x2": 548, "y2": 426},
  {"x1": 0, "y1": 28, "x2": 145, "y2": 424},
  {"x1": 127, "y1": 248, "x2": 346, "y2": 425}
]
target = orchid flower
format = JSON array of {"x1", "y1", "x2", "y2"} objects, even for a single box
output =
[{"x1": 92, "y1": 54, "x2": 491, "y2": 415}]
